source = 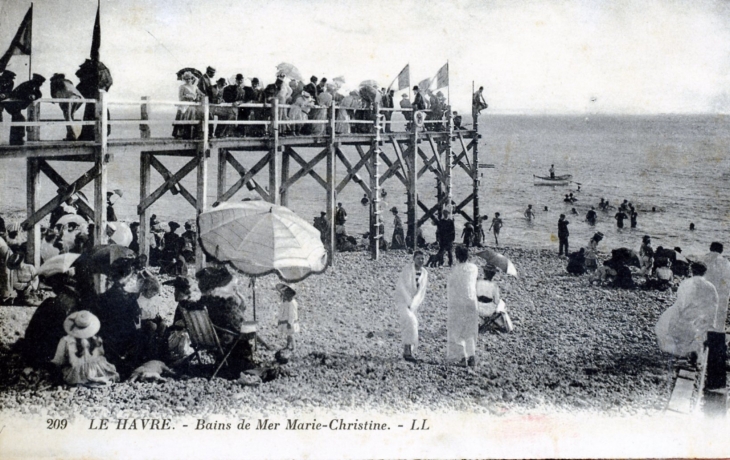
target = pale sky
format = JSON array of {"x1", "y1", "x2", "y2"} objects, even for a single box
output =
[{"x1": 1, "y1": 0, "x2": 730, "y2": 114}]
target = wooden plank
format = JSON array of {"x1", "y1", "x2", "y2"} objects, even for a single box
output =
[
  {"x1": 148, "y1": 154, "x2": 196, "y2": 203},
  {"x1": 37, "y1": 160, "x2": 96, "y2": 220},
  {"x1": 666, "y1": 375, "x2": 696, "y2": 414},
  {"x1": 26, "y1": 159, "x2": 41, "y2": 268},
  {"x1": 140, "y1": 96, "x2": 150, "y2": 139},
  {"x1": 355, "y1": 144, "x2": 374, "y2": 177},
  {"x1": 416, "y1": 146, "x2": 444, "y2": 182},
  {"x1": 217, "y1": 148, "x2": 228, "y2": 200},
  {"x1": 281, "y1": 147, "x2": 290, "y2": 206},
  {"x1": 425, "y1": 134, "x2": 445, "y2": 175},
  {"x1": 389, "y1": 136, "x2": 411, "y2": 183},
  {"x1": 378, "y1": 152, "x2": 408, "y2": 187},
  {"x1": 407, "y1": 130, "x2": 418, "y2": 251},
  {"x1": 269, "y1": 99, "x2": 280, "y2": 205},
  {"x1": 139, "y1": 152, "x2": 151, "y2": 263},
  {"x1": 196, "y1": 96, "x2": 210, "y2": 270}
]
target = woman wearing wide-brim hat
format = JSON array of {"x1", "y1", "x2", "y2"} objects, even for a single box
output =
[{"x1": 51, "y1": 310, "x2": 119, "y2": 386}]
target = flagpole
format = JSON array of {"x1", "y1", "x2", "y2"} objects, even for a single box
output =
[
  {"x1": 447, "y1": 60, "x2": 450, "y2": 107},
  {"x1": 28, "y1": 3, "x2": 33, "y2": 80}
]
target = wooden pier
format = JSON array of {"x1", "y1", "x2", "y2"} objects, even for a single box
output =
[{"x1": 0, "y1": 91, "x2": 483, "y2": 269}]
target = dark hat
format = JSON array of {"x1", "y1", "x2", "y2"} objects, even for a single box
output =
[
  {"x1": 236, "y1": 73, "x2": 244, "y2": 80},
  {"x1": 642, "y1": 235, "x2": 651, "y2": 242},
  {"x1": 169, "y1": 221, "x2": 181, "y2": 230},
  {"x1": 108, "y1": 257, "x2": 136, "y2": 281},
  {"x1": 7, "y1": 253, "x2": 24, "y2": 270},
  {"x1": 560, "y1": 214, "x2": 565, "y2": 218},
  {"x1": 275, "y1": 283, "x2": 296, "y2": 297},
  {"x1": 593, "y1": 232, "x2": 604, "y2": 240},
  {"x1": 106, "y1": 191, "x2": 114, "y2": 197},
  {"x1": 196, "y1": 266, "x2": 233, "y2": 292},
  {"x1": 162, "y1": 276, "x2": 192, "y2": 294},
  {"x1": 216, "y1": 77, "x2": 227, "y2": 84},
  {"x1": 252, "y1": 78, "x2": 259, "y2": 84},
  {"x1": 1, "y1": 70, "x2": 16, "y2": 79},
  {"x1": 310, "y1": 75, "x2": 318, "y2": 82},
  {"x1": 184, "y1": 220, "x2": 194, "y2": 229},
  {"x1": 206, "y1": 66, "x2": 216, "y2": 73},
  {"x1": 50, "y1": 73, "x2": 65, "y2": 81},
  {"x1": 390, "y1": 207, "x2": 398, "y2": 214},
  {"x1": 413, "y1": 85, "x2": 419, "y2": 91},
  {"x1": 31, "y1": 73, "x2": 45, "y2": 83}
]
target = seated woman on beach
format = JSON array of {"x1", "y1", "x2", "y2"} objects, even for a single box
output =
[{"x1": 584, "y1": 232, "x2": 603, "y2": 272}]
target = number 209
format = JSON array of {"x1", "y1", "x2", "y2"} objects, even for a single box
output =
[{"x1": 47, "y1": 419, "x2": 67, "y2": 430}]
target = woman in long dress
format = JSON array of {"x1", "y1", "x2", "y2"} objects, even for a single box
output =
[
  {"x1": 310, "y1": 84, "x2": 334, "y2": 136},
  {"x1": 174, "y1": 71, "x2": 205, "y2": 140},
  {"x1": 394, "y1": 251, "x2": 428, "y2": 361},
  {"x1": 287, "y1": 92, "x2": 314, "y2": 136},
  {"x1": 334, "y1": 91, "x2": 350, "y2": 135},
  {"x1": 446, "y1": 245, "x2": 480, "y2": 366}
]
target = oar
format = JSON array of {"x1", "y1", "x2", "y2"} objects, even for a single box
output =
[{"x1": 570, "y1": 180, "x2": 582, "y2": 186}]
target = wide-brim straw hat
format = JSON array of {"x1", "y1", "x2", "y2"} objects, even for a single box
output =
[
  {"x1": 275, "y1": 283, "x2": 296, "y2": 297},
  {"x1": 63, "y1": 310, "x2": 100, "y2": 339}
]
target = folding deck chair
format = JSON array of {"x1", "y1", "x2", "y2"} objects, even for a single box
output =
[{"x1": 180, "y1": 305, "x2": 230, "y2": 380}]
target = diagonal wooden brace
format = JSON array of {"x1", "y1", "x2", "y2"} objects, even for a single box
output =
[
  {"x1": 138, "y1": 155, "x2": 199, "y2": 214},
  {"x1": 22, "y1": 162, "x2": 100, "y2": 229},
  {"x1": 417, "y1": 193, "x2": 451, "y2": 227},
  {"x1": 417, "y1": 146, "x2": 445, "y2": 182},
  {"x1": 335, "y1": 147, "x2": 372, "y2": 195},
  {"x1": 283, "y1": 147, "x2": 328, "y2": 192},
  {"x1": 149, "y1": 155, "x2": 197, "y2": 208},
  {"x1": 379, "y1": 152, "x2": 408, "y2": 187},
  {"x1": 37, "y1": 160, "x2": 96, "y2": 220},
  {"x1": 425, "y1": 134, "x2": 446, "y2": 175},
  {"x1": 220, "y1": 151, "x2": 271, "y2": 202},
  {"x1": 453, "y1": 192, "x2": 476, "y2": 223}
]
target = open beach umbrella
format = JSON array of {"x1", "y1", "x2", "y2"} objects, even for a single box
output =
[
  {"x1": 37, "y1": 253, "x2": 80, "y2": 278},
  {"x1": 275, "y1": 63, "x2": 303, "y2": 81},
  {"x1": 112, "y1": 188, "x2": 124, "y2": 198},
  {"x1": 176, "y1": 67, "x2": 203, "y2": 81},
  {"x1": 198, "y1": 201, "x2": 328, "y2": 282},
  {"x1": 359, "y1": 79, "x2": 378, "y2": 88},
  {"x1": 476, "y1": 248, "x2": 518, "y2": 277}
]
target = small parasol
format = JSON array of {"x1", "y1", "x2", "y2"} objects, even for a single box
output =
[
  {"x1": 176, "y1": 67, "x2": 204, "y2": 81},
  {"x1": 275, "y1": 63, "x2": 303, "y2": 81},
  {"x1": 476, "y1": 248, "x2": 518, "y2": 277}
]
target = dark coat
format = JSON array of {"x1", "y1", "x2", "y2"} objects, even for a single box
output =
[
  {"x1": 413, "y1": 92, "x2": 426, "y2": 111},
  {"x1": 22, "y1": 288, "x2": 81, "y2": 367},
  {"x1": 558, "y1": 219, "x2": 569, "y2": 237},
  {"x1": 436, "y1": 218, "x2": 455, "y2": 245},
  {"x1": 3, "y1": 80, "x2": 42, "y2": 114}
]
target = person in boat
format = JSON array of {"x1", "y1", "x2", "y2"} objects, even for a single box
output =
[
  {"x1": 524, "y1": 205, "x2": 535, "y2": 221},
  {"x1": 549, "y1": 164, "x2": 555, "y2": 179},
  {"x1": 586, "y1": 206, "x2": 597, "y2": 225}
]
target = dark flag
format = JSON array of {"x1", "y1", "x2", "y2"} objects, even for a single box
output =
[
  {"x1": 0, "y1": 5, "x2": 33, "y2": 72},
  {"x1": 91, "y1": 3, "x2": 101, "y2": 61},
  {"x1": 434, "y1": 63, "x2": 449, "y2": 89}
]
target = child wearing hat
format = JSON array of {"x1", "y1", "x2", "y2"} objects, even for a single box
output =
[
  {"x1": 275, "y1": 283, "x2": 299, "y2": 351},
  {"x1": 51, "y1": 310, "x2": 119, "y2": 386}
]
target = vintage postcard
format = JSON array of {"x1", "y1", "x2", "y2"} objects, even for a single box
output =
[{"x1": 1, "y1": 0, "x2": 730, "y2": 458}]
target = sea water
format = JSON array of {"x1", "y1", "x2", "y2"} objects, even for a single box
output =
[{"x1": 0, "y1": 113, "x2": 728, "y2": 256}]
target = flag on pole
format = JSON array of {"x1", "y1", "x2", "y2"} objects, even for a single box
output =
[
  {"x1": 434, "y1": 62, "x2": 449, "y2": 89},
  {"x1": 0, "y1": 5, "x2": 33, "y2": 72},
  {"x1": 91, "y1": 2, "x2": 101, "y2": 61},
  {"x1": 395, "y1": 64, "x2": 409, "y2": 90},
  {"x1": 417, "y1": 77, "x2": 432, "y2": 92}
]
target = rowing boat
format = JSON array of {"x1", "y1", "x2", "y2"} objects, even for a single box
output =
[{"x1": 533, "y1": 174, "x2": 572, "y2": 186}]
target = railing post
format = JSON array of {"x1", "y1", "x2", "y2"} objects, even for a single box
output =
[
  {"x1": 139, "y1": 96, "x2": 150, "y2": 138},
  {"x1": 269, "y1": 98, "x2": 281, "y2": 205},
  {"x1": 195, "y1": 96, "x2": 210, "y2": 271},
  {"x1": 27, "y1": 102, "x2": 40, "y2": 141}
]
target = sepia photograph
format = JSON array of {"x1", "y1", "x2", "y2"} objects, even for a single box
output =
[{"x1": 1, "y1": 0, "x2": 730, "y2": 458}]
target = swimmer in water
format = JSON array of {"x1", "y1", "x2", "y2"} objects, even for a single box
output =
[
  {"x1": 524, "y1": 204, "x2": 535, "y2": 221},
  {"x1": 690, "y1": 223, "x2": 695, "y2": 231}
]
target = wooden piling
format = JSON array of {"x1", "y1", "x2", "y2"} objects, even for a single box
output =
[
  {"x1": 269, "y1": 99, "x2": 281, "y2": 205},
  {"x1": 139, "y1": 152, "x2": 151, "y2": 262},
  {"x1": 472, "y1": 108, "x2": 481, "y2": 224},
  {"x1": 94, "y1": 90, "x2": 109, "y2": 247},
  {"x1": 139, "y1": 96, "x2": 150, "y2": 139},
  {"x1": 195, "y1": 96, "x2": 210, "y2": 270}
]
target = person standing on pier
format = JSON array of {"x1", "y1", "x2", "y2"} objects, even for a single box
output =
[
  {"x1": 557, "y1": 214, "x2": 570, "y2": 256},
  {"x1": 0, "y1": 70, "x2": 16, "y2": 122},
  {"x1": 3, "y1": 73, "x2": 45, "y2": 146},
  {"x1": 76, "y1": 59, "x2": 113, "y2": 141},
  {"x1": 472, "y1": 86, "x2": 488, "y2": 117},
  {"x1": 50, "y1": 73, "x2": 84, "y2": 141},
  {"x1": 395, "y1": 250, "x2": 429, "y2": 362},
  {"x1": 382, "y1": 89, "x2": 394, "y2": 133},
  {"x1": 549, "y1": 164, "x2": 555, "y2": 179},
  {"x1": 304, "y1": 76, "x2": 319, "y2": 99},
  {"x1": 400, "y1": 94, "x2": 413, "y2": 131},
  {"x1": 198, "y1": 66, "x2": 217, "y2": 134},
  {"x1": 412, "y1": 86, "x2": 426, "y2": 111}
]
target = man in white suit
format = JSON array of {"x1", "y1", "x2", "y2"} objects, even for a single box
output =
[{"x1": 394, "y1": 251, "x2": 429, "y2": 362}]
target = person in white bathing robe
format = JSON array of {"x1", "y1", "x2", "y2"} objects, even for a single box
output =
[
  {"x1": 394, "y1": 251, "x2": 429, "y2": 362},
  {"x1": 447, "y1": 245, "x2": 480, "y2": 367},
  {"x1": 702, "y1": 242, "x2": 730, "y2": 331}
]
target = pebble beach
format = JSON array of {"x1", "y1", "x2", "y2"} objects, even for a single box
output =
[{"x1": 0, "y1": 246, "x2": 676, "y2": 419}]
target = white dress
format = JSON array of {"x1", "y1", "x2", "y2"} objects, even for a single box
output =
[
  {"x1": 447, "y1": 262, "x2": 479, "y2": 361},
  {"x1": 655, "y1": 276, "x2": 719, "y2": 357},
  {"x1": 277, "y1": 299, "x2": 300, "y2": 337},
  {"x1": 394, "y1": 262, "x2": 429, "y2": 348},
  {"x1": 702, "y1": 252, "x2": 730, "y2": 331}
]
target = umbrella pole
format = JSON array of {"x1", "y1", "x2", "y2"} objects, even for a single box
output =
[{"x1": 252, "y1": 278, "x2": 256, "y2": 321}]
